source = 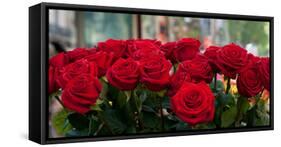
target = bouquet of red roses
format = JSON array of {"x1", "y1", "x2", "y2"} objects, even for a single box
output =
[{"x1": 49, "y1": 38, "x2": 270, "y2": 137}]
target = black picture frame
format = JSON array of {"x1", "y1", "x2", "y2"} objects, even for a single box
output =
[{"x1": 29, "y1": 2, "x2": 274, "y2": 144}]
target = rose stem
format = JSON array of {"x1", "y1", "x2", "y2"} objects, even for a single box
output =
[
  {"x1": 88, "y1": 117, "x2": 92, "y2": 135},
  {"x1": 159, "y1": 96, "x2": 164, "y2": 131},
  {"x1": 94, "y1": 122, "x2": 105, "y2": 136},
  {"x1": 132, "y1": 90, "x2": 144, "y2": 130},
  {"x1": 54, "y1": 95, "x2": 65, "y2": 108},
  {"x1": 97, "y1": 112, "x2": 114, "y2": 135},
  {"x1": 214, "y1": 72, "x2": 217, "y2": 92},
  {"x1": 225, "y1": 78, "x2": 231, "y2": 94}
]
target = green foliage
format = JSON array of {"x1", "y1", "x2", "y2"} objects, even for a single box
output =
[
  {"x1": 255, "y1": 99, "x2": 270, "y2": 126},
  {"x1": 174, "y1": 121, "x2": 189, "y2": 131},
  {"x1": 221, "y1": 106, "x2": 237, "y2": 128},
  {"x1": 210, "y1": 78, "x2": 224, "y2": 92},
  {"x1": 90, "y1": 99, "x2": 104, "y2": 111},
  {"x1": 100, "y1": 109, "x2": 126, "y2": 134},
  {"x1": 235, "y1": 97, "x2": 250, "y2": 127},
  {"x1": 51, "y1": 76, "x2": 270, "y2": 137},
  {"x1": 67, "y1": 113, "x2": 90, "y2": 130},
  {"x1": 99, "y1": 78, "x2": 108, "y2": 99},
  {"x1": 51, "y1": 109, "x2": 72, "y2": 135},
  {"x1": 142, "y1": 111, "x2": 161, "y2": 131}
]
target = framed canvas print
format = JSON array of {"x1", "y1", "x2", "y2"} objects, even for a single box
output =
[{"x1": 29, "y1": 2, "x2": 274, "y2": 144}]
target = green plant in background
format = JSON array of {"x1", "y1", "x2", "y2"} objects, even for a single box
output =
[{"x1": 228, "y1": 20, "x2": 269, "y2": 56}]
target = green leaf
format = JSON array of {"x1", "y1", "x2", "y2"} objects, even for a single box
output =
[
  {"x1": 90, "y1": 99, "x2": 104, "y2": 111},
  {"x1": 235, "y1": 96, "x2": 250, "y2": 127},
  {"x1": 163, "y1": 116, "x2": 178, "y2": 130},
  {"x1": 256, "y1": 109, "x2": 270, "y2": 126},
  {"x1": 142, "y1": 111, "x2": 161, "y2": 130},
  {"x1": 116, "y1": 91, "x2": 129, "y2": 108},
  {"x1": 101, "y1": 76, "x2": 108, "y2": 83},
  {"x1": 142, "y1": 91, "x2": 158, "y2": 108},
  {"x1": 221, "y1": 106, "x2": 237, "y2": 128},
  {"x1": 51, "y1": 109, "x2": 72, "y2": 135},
  {"x1": 88, "y1": 117, "x2": 101, "y2": 136},
  {"x1": 142, "y1": 105, "x2": 156, "y2": 113},
  {"x1": 49, "y1": 89, "x2": 62, "y2": 99},
  {"x1": 214, "y1": 105, "x2": 222, "y2": 127},
  {"x1": 67, "y1": 113, "x2": 89, "y2": 130},
  {"x1": 139, "y1": 90, "x2": 148, "y2": 102},
  {"x1": 133, "y1": 90, "x2": 142, "y2": 113},
  {"x1": 100, "y1": 109, "x2": 126, "y2": 134},
  {"x1": 99, "y1": 79, "x2": 108, "y2": 99},
  {"x1": 195, "y1": 123, "x2": 216, "y2": 129},
  {"x1": 116, "y1": 91, "x2": 132, "y2": 108},
  {"x1": 238, "y1": 97, "x2": 250, "y2": 114},
  {"x1": 156, "y1": 89, "x2": 167, "y2": 97},
  {"x1": 124, "y1": 91, "x2": 132, "y2": 102},
  {"x1": 90, "y1": 105, "x2": 103, "y2": 112},
  {"x1": 246, "y1": 105, "x2": 257, "y2": 127},
  {"x1": 255, "y1": 99, "x2": 270, "y2": 126},
  {"x1": 222, "y1": 93, "x2": 235, "y2": 106},
  {"x1": 93, "y1": 122, "x2": 111, "y2": 136},
  {"x1": 210, "y1": 78, "x2": 224, "y2": 92},
  {"x1": 174, "y1": 121, "x2": 190, "y2": 131},
  {"x1": 214, "y1": 93, "x2": 235, "y2": 127},
  {"x1": 118, "y1": 97, "x2": 137, "y2": 133},
  {"x1": 96, "y1": 98, "x2": 104, "y2": 105}
]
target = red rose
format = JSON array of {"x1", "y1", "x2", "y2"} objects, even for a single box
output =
[
  {"x1": 125, "y1": 39, "x2": 156, "y2": 58},
  {"x1": 85, "y1": 51, "x2": 115, "y2": 77},
  {"x1": 97, "y1": 39, "x2": 126, "y2": 60},
  {"x1": 168, "y1": 54, "x2": 212, "y2": 96},
  {"x1": 171, "y1": 82, "x2": 215, "y2": 125},
  {"x1": 48, "y1": 66, "x2": 60, "y2": 94},
  {"x1": 128, "y1": 40, "x2": 163, "y2": 61},
  {"x1": 87, "y1": 47, "x2": 98, "y2": 54},
  {"x1": 132, "y1": 48, "x2": 164, "y2": 62},
  {"x1": 204, "y1": 46, "x2": 221, "y2": 72},
  {"x1": 161, "y1": 42, "x2": 177, "y2": 62},
  {"x1": 237, "y1": 54, "x2": 263, "y2": 97},
  {"x1": 181, "y1": 54, "x2": 213, "y2": 83},
  {"x1": 106, "y1": 58, "x2": 139, "y2": 90},
  {"x1": 139, "y1": 39, "x2": 162, "y2": 47},
  {"x1": 57, "y1": 59, "x2": 98, "y2": 89},
  {"x1": 172, "y1": 38, "x2": 200, "y2": 62},
  {"x1": 168, "y1": 65, "x2": 191, "y2": 97},
  {"x1": 49, "y1": 52, "x2": 69, "y2": 68},
  {"x1": 258, "y1": 57, "x2": 270, "y2": 91},
  {"x1": 48, "y1": 53, "x2": 69, "y2": 94},
  {"x1": 125, "y1": 39, "x2": 139, "y2": 58},
  {"x1": 139, "y1": 56, "x2": 172, "y2": 91},
  {"x1": 62, "y1": 74, "x2": 102, "y2": 114},
  {"x1": 216, "y1": 43, "x2": 248, "y2": 79},
  {"x1": 66, "y1": 48, "x2": 89, "y2": 63}
]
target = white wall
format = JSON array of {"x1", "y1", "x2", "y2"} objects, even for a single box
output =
[{"x1": 0, "y1": 0, "x2": 279, "y2": 146}]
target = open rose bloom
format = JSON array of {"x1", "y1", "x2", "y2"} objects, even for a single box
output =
[{"x1": 48, "y1": 38, "x2": 270, "y2": 137}]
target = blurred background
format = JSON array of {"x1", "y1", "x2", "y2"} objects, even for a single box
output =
[{"x1": 49, "y1": 9, "x2": 270, "y2": 57}]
